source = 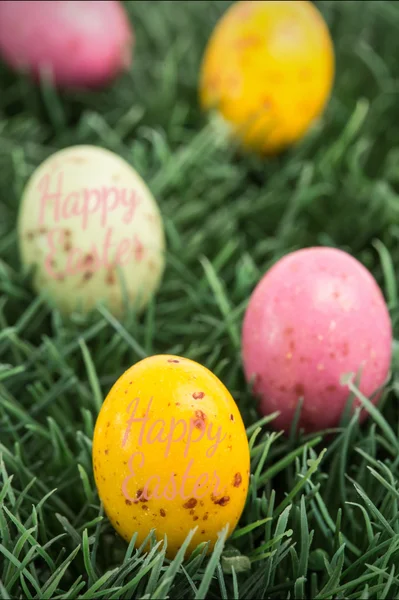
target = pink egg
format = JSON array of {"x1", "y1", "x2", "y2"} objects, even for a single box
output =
[
  {"x1": 0, "y1": 1, "x2": 133, "y2": 88},
  {"x1": 242, "y1": 247, "x2": 392, "y2": 433}
]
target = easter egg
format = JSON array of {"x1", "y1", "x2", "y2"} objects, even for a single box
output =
[
  {"x1": 0, "y1": 1, "x2": 133, "y2": 89},
  {"x1": 242, "y1": 248, "x2": 392, "y2": 433},
  {"x1": 199, "y1": 0, "x2": 334, "y2": 154},
  {"x1": 18, "y1": 145, "x2": 165, "y2": 317},
  {"x1": 92, "y1": 355, "x2": 250, "y2": 558}
]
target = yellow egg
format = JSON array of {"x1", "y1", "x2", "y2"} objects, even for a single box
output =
[
  {"x1": 92, "y1": 355, "x2": 250, "y2": 558},
  {"x1": 199, "y1": 0, "x2": 335, "y2": 154}
]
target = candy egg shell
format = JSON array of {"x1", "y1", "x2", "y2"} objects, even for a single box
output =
[
  {"x1": 18, "y1": 145, "x2": 165, "y2": 317},
  {"x1": 199, "y1": 0, "x2": 334, "y2": 154},
  {"x1": 92, "y1": 355, "x2": 250, "y2": 559},
  {"x1": 0, "y1": 1, "x2": 133, "y2": 88},
  {"x1": 242, "y1": 247, "x2": 392, "y2": 433}
]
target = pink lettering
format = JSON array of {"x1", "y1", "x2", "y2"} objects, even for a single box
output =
[
  {"x1": 192, "y1": 473, "x2": 209, "y2": 499},
  {"x1": 122, "y1": 397, "x2": 140, "y2": 448},
  {"x1": 163, "y1": 472, "x2": 178, "y2": 501},
  {"x1": 121, "y1": 189, "x2": 141, "y2": 225},
  {"x1": 101, "y1": 186, "x2": 119, "y2": 227},
  {"x1": 37, "y1": 172, "x2": 63, "y2": 225},
  {"x1": 212, "y1": 471, "x2": 226, "y2": 497},
  {"x1": 123, "y1": 397, "x2": 153, "y2": 448},
  {"x1": 37, "y1": 172, "x2": 143, "y2": 234},
  {"x1": 42, "y1": 230, "x2": 137, "y2": 282},
  {"x1": 62, "y1": 192, "x2": 81, "y2": 220},
  {"x1": 163, "y1": 417, "x2": 187, "y2": 458},
  {"x1": 147, "y1": 419, "x2": 167, "y2": 445},
  {"x1": 43, "y1": 229, "x2": 65, "y2": 279},
  {"x1": 121, "y1": 451, "x2": 144, "y2": 502},
  {"x1": 184, "y1": 417, "x2": 206, "y2": 458},
  {"x1": 115, "y1": 238, "x2": 132, "y2": 267},
  {"x1": 65, "y1": 246, "x2": 84, "y2": 276},
  {"x1": 81, "y1": 188, "x2": 102, "y2": 230},
  {"x1": 121, "y1": 455, "x2": 225, "y2": 502},
  {"x1": 133, "y1": 236, "x2": 144, "y2": 262},
  {"x1": 138, "y1": 398, "x2": 153, "y2": 445},
  {"x1": 179, "y1": 459, "x2": 196, "y2": 501},
  {"x1": 121, "y1": 400, "x2": 229, "y2": 459},
  {"x1": 206, "y1": 423, "x2": 227, "y2": 458},
  {"x1": 101, "y1": 227, "x2": 115, "y2": 270},
  {"x1": 142, "y1": 474, "x2": 161, "y2": 500}
]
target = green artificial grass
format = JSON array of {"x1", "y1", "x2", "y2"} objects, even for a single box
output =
[{"x1": 2, "y1": 0, "x2": 399, "y2": 597}]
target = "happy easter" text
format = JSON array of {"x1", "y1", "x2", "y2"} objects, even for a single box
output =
[
  {"x1": 121, "y1": 397, "x2": 228, "y2": 502},
  {"x1": 36, "y1": 172, "x2": 145, "y2": 280}
]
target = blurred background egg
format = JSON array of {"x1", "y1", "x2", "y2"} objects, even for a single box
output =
[
  {"x1": 242, "y1": 247, "x2": 392, "y2": 433},
  {"x1": 18, "y1": 145, "x2": 165, "y2": 317},
  {"x1": 199, "y1": 0, "x2": 334, "y2": 154},
  {"x1": 0, "y1": 0, "x2": 133, "y2": 88}
]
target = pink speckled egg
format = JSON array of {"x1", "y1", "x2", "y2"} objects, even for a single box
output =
[
  {"x1": 0, "y1": 1, "x2": 133, "y2": 89},
  {"x1": 242, "y1": 247, "x2": 392, "y2": 433}
]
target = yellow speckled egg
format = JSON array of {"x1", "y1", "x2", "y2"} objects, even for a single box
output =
[
  {"x1": 199, "y1": 0, "x2": 335, "y2": 154},
  {"x1": 92, "y1": 355, "x2": 250, "y2": 558}
]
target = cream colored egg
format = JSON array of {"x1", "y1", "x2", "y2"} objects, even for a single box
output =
[{"x1": 18, "y1": 145, "x2": 165, "y2": 317}]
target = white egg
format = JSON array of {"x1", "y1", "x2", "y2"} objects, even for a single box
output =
[{"x1": 18, "y1": 145, "x2": 166, "y2": 317}]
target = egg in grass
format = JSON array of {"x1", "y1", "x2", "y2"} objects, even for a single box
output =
[
  {"x1": 18, "y1": 145, "x2": 165, "y2": 317},
  {"x1": 242, "y1": 247, "x2": 393, "y2": 433},
  {"x1": 0, "y1": 0, "x2": 133, "y2": 89},
  {"x1": 199, "y1": 0, "x2": 335, "y2": 155},
  {"x1": 92, "y1": 355, "x2": 250, "y2": 558}
]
